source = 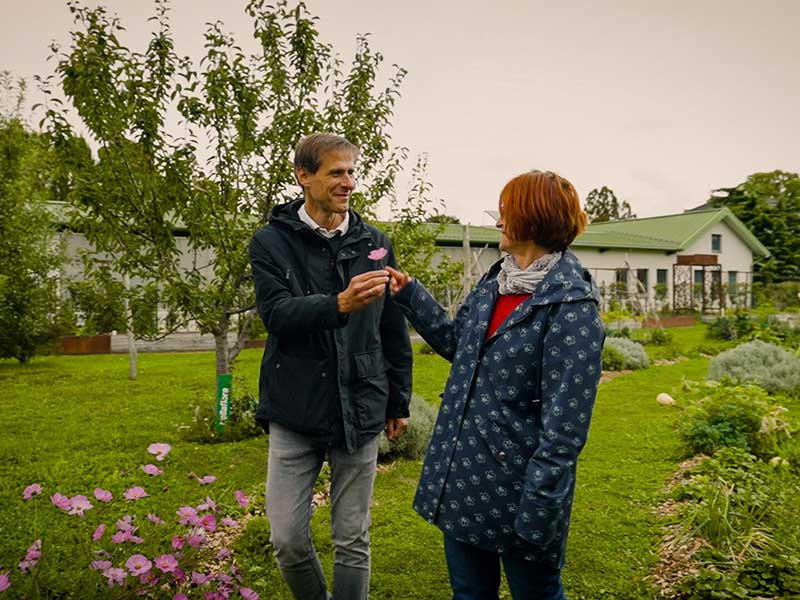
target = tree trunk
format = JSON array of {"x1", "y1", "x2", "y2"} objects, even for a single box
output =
[
  {"x1": 214, "y1": 328, "x2": 230, "y2": 377},
  {"x1": 123, "y1": 274, "x2": 138, "y2": 380},
  {"x1": 228, "y1": 309, "x2": 257, "y2": 364}
]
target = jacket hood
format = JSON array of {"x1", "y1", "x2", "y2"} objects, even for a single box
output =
[
  {"x1": 269, "y1": 197, "x2": 364, "y2": 233},
  {"x1": 484, "y1": 250, "x2": 600, "y2": 307}
]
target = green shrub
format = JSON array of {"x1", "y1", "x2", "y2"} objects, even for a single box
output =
[
  {"x1": 235, "y1": 516, "x2": 272, "y2": 558},
  {"x1": 181, "y1": 391, "x2": 263, "y2": 443},
  {"x1": 708, "y1": 340, "x2": 800, "y2": 393},
  {"x1": 603, "y1": 337, "x2": 649, "y2": 370},
  {"x1": 602, "y1": 344, "x2": 625, "y2": 371},
  {"x1": 378, "y1": 394, "x2": 437, "y2": 460},
  {"x1": 606, "y1": 326, "x2": 631, "y2": 339},
  {"x1": 679, "y1": 383, "x2": 792, "y2": 458},
  {"x1": 646, "y1": 328, "x2": 674, "y2": 346}
]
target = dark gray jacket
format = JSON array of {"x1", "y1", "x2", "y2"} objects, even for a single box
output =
[{"x1": 249, "y1": 198, "x2": 413, "y2": 452}]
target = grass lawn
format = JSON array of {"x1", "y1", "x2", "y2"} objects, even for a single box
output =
[{"x1": 1, "y1": 333, "x2": 708, "y2": 598}]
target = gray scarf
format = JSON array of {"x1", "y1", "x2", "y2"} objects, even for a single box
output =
[{"x1": 497, "y1": 252, "x2": 562, "y2": 295}]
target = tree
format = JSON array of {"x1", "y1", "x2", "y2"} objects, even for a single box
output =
[
  {"x1": 0, "y1": 73, "x2": 73, "y2": 363},
  {"x1": 707, "y1": 170, "x2": 800, "y2": 283},
  {"x1": 427, "y1": 213, "x2": 460, "y2": 225},
  {"x1": 41, "y1": 0, "x2": 446, "y2": 386},
  {"x1": 584, "y1": 186, "x2": 636, "y2": 222}
]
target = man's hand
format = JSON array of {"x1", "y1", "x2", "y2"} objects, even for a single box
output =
[
  {"x1": 338, "y1": 270, "x2": 390, "y2": 314},
  {"x1": 385, "y1": 266, "x2": 412, "y2": 296},
  {"x1": 385, "y1": 418, "x2": 408, "y2": 441}
]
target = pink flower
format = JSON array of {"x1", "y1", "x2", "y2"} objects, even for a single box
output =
[
  {"x1": 141, "y1": 464, "x2": 164, "y2": 476},
  {"x1": 68, "y1": 495, "x2": 93, "y2": 516},
  {"x1": 200, "y1": 514, "x2": 217, "y2": 533},
  {"x1": 197, "y1": 475, "x2": 217, "y2": 485},
  {"x1": 187, "y1": 534, "x2": 205, "y2": 548},
  {"x1": 171, "y1": 535, "x2": 184, "y2": 550},
  {"x1": 146, "y1": 513, "x2": 165, "y2": 525},
  {"x1": 173, "y1": 568, "x2": 187, "y2": 584},
  {"x1": 240, "y1": 588, "x2": 259, "y2": 600},
  {"x1": 90, "y1": 560, "x2": 112, "y2": 571},
  {"x1": 116, "y1": 515, "x2": 136, "y2": 531},
  {"x1": 368, "y1": 247, "x2": 388, "y2": 260},
  {"x1": 124, "y1": 486, "x2": 148, "y2": 500},
  {"x1": 19, "y1": 539, "x2": 42, "y2": 573},
  {"x1": 23, "y1": 483, "x2": 42, "y2": 500},
  {"x1": 147, "y1": 443, "x2": 172, "y2": 461},
  {"x1": 174, "y1": 594, "x2": 188, "y2": 600},
  {"x1": 192, "y1": 572, "x2": 213, "y2": 585},
  {"x1": 154, "y1": 554, "x2": 178, "y2": 573},
  {"x1": 222, "y1": 517, "x2": 240, "y2": 528},
  {"x1": 51, "y1": 492, "x2": 71, "y2": 511},
  {"x1": 92, "y1": 524, "x2": 106, "y2": 541},
  {"x1": 216, "y1": 548, "x2": 233, "y2": 560},
  {"x1": 103, "y1": 567, "x2": 127, "y2": 588},
  {"x1": 197, "y1": 496, "x2": 217, "y2": 512},
  {"x1": 125, "y1": 554, "x2": 152, "y2": 577},
  {"x1": 111, "y1": 529, "x2": 143, "y2": 545},
  {"x1": 234, "y1": 490, "x2": 249, "y2": 507},
  {"x1": 93, "y1": 488, "x2": 113, "y2": 502},
  {"x1": 204, "y1": 593, "x2": 221, "y2": 600},
  {"x1": 176, "y1": 506, "x2": 199, "y2": 526},
  {"x1": 0, "y1": 571, "x2": 9, "y2": 593},
  {"x1": 139, "y1": 571, "x2": 159, "y2": 587}
]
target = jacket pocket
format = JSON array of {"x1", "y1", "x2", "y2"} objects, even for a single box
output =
[
  {"x1": 351, "y1": 349, "x2": 390, "y2": 428},
  {"x1": 267, "y1": 350, "x2": 336, "y2": 434}
]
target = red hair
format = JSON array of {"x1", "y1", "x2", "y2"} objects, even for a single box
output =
[{"x1": 499, "y1": 170, "x2": 587, "y2": 251}]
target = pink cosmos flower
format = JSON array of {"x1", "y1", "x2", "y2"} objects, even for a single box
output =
[
  {"x1": 216, "y1": 573, "x2": 233, "y2": 584},
  {"x1": 51, "y1": 492, "x2": 71, "y2": 511},
  {"x1": 154, "y1": 554, "x2": 178, "y2": 573},
  {"x1": 173, "y1": 568, "x2": 187, "y2": 584},
  {"x1": 92, "y1": 524, "x2": 106, "y2": 541},
  {"x1": 125, "y1": 554, "x2": 152, "y2": 577},
  {"x1": 197, "y1": 475, "x2": 217, "y2": 485},
  {"x1": 23, "y1": 483, "x2": 42, "y2": 500},
  {"x1": 90, "y1": 560, "x2": 112, "y2": 571},
  {"x1": 368, "y1": 247, "x2": 388, "y2": 261},
  {"x1": 222, "y1": 517, "x2": 240, "y2": 528},
  {"x1": 192, "y1": 572, "x2": 213, "y2": 585},
  {"x1": 146, "y1": 513, "x2": 165, "y2": 525},
  {"x1": 204, "y1": 593, "x2": 221, "y2": 600},
  {"x1": 187, "y1": 534, "x2": 205, "y2": 548},
  {"x1": 68, "y1": 495, "x2": 94, "y2": 517},
  {"x1": 240, "y1": 588, "x2": 259, "y2": 600},
  {"x1": 176, "y1": 506, "x2": 199, "y2": 526},
  {"x1": 171, "y1": 535, "x2": 185, "y2": 550},
  {"x1": 141, "y1": 464, "x2": 164, "y2": 476},
  {"x1": 216, "y1": 548, "x2": 233, "y2": 560},
  {"x1": 93, "y1": 488, "x2": 113, "y2": 502},
  {"x1": 18, "y1": 539, "x2": 42, "y2": 573},
  {"x1": 103, "y1": 567, "x2": 127, "y2": 588},
  {"x1": 116, "y1": 515, "x2": 136, "y2": 531},
  {"x1": 0, "y1": 571, "x2": 9, "y2": 593},
  {"x1": 111, "y1": 529, "x2": 143, "y2": 545},
  {"x1": 197, "y1": 496, "x2": 217, "y2": 512},
  {"x1": 147, "y1": 443, "x2": 171, "y2": 461},
  {"x1": 174, "y1": 594, "x2": 188, "y2": 600},
  {"x1": 234, "y1": 490, "x2": 249, "y2": 507},
  {"x1": 200, "y1": 514, "x2": 217, "y2": 533},
  {"x1": 139, "y1": 571, "x2": 159, "y2": 587},
  {"x1": 124, "y1": 486, "x2": 148, "y2": 501}
]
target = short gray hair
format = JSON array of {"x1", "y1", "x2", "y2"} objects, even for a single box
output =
[{"x1": 294, "y1": 133, "x2": 359, "y2": 174}]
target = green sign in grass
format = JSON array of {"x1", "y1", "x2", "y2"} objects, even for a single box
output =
[{"x1": 216, "y1": 374, "x2": 232, "y2": 432}]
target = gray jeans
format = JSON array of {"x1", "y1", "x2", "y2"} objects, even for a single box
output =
[{"x1": 266, "y1": 422, "x2": 380, "y2": 600}]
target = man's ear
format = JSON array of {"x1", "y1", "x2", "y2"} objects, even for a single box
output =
[{"x1": 295, "y1": 167, "x2": 310, "y2": 188}]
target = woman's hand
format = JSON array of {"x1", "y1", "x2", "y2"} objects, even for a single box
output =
[{"x1": 386, "y1": 266, "x2": 412, "y2": 296}]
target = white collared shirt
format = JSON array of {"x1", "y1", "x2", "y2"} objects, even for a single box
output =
[{"x1": 298, "y1": 202, "x2": 350, "y2": 238}]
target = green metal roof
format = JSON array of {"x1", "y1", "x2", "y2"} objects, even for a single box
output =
[
  {"x1": 431, "y1": 208, "x2": 770, "y2": 257},
  {"x1": 571, "y1": 208, "x2": 770, "y2": 257}
]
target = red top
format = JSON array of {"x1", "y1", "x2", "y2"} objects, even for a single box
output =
[{"x1": 486, "y1": 294, "x2": 528, "y2": 339}]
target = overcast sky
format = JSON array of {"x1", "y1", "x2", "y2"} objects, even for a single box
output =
[{"x1": 3, "y1": 0, "x2": 798, "y2": 225}]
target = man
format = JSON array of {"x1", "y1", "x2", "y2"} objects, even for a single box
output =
[{"x1": 249, "y1": 133, "x2": 413, "y2": 600}]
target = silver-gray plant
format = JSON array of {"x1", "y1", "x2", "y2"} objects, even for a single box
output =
[
  {"x1": 604, "y1": 336, "x2": 650, "y2": 370},
  {"x1": 708, "y1": 340, "x2": 800, "y2": 393}
]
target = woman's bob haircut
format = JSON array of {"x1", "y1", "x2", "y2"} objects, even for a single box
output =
[{"x1": 499, "y1": 170, "x2": 587, "y2": 252}]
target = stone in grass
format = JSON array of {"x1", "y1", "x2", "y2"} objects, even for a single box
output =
[
  {"x1": 769, "y1": 456, "x2": 789, "y2": 468},
  {"x1": 656, "y1": 393, "x2": 675, "y2": 406}
]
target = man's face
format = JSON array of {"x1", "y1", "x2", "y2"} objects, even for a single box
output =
[{"x1": 297, "y1": 149, "x2": 356, "y2": 216}]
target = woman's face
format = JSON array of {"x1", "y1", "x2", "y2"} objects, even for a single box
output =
[{"x1": 496, "y1": 206, "x2": 517, "y2": 253}]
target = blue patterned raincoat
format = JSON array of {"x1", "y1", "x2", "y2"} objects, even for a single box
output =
[{"x1": 394, "y1": 250, "x2": 605, "y2": 568}]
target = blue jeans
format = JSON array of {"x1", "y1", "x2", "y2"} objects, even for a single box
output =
[
  {"x1": 444, "y1": 535, "x2": 567, "y2": 600},
  {"x1": 266, "y1": 422, "x2": 380, "y2": 600}
]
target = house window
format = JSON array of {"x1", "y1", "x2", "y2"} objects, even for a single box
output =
[
  {"x1": 636, "y1": 269, "x2": 649, "y2": 294},
  {"x1": 694, "y1": 270, "x2": 704, "y2": 285},
  {"x1": 657, "y1": 269, "x2": 668, "y2": 286},
  {"x1": 711, "y1": 234, "x2": 722, "y2": 253},
  {"x1": 728, "y1": 271, "x2": 737, "y2": 287}
]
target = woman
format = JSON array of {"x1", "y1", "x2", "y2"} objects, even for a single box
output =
[{"x1": 388, "y1": 170, "x2": 605, "y2": 600}]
